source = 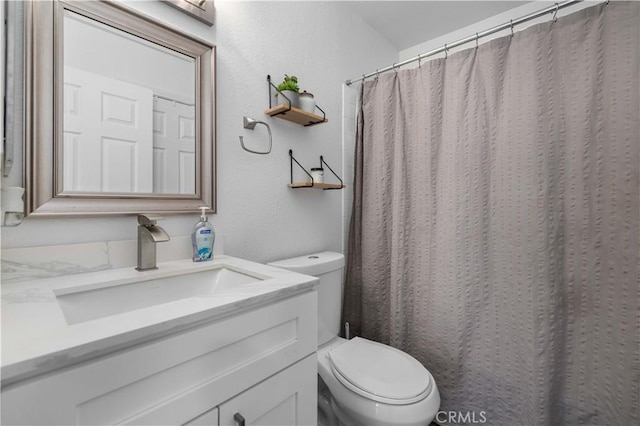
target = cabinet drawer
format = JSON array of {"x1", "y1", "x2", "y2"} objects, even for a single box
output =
[{"x1": 2, "y1": 291, "x2": 317, "y2": 425}]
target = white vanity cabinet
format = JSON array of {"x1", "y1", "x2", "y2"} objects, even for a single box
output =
[{"x1": 1, "y1": 291, "x2": 318, "y2": 426}]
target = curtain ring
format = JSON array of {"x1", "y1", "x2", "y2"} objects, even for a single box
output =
[
  {"x1": 392, "y1": 63, "x2": 398, "y2": 73},
  {"x1": 375, "y1": 69, "x2": 380, "y2": 81},
  {"x1": 553, "y1": 3, "x2": 559, "y2": 22},
  {"x1": 417, "y1": 54, "x2": 422, "y2": 68},
  {"x1": 510, "y1": 19, "x2": 514, "y2": 38},
  {"x1": 444, "y1": 43, "x2": 448, "y2": 59},
  {"x1": 475, "y1": 33, "x2": 479, "y2": 49}
]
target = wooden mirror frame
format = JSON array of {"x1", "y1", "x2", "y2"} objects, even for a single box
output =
[{"x1": 25, "y1": 0, "x2": 216, "y2": 217}]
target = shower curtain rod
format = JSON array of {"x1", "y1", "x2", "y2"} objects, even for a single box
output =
[{"x1": 346, "y1": 0, "x2": 590, "y2": 85}]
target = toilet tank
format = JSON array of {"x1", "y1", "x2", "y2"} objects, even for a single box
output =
[{"x1": 268, "y1": 252, "x2": 345, "y2": 347}]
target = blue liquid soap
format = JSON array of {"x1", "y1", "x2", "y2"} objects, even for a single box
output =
[{"x1": 191, "y1": 207, "x2": 215, "y2": 262}]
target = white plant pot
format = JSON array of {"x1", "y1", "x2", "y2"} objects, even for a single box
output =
[
  {"x1": 277, "y1": 90, "x2": 299, "y2": 108},
  {"x1": 299, "y1": 92, "x2": 316, "y2": 114}
]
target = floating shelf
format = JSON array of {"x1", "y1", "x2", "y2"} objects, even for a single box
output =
[
  {"x1": 288, "y1": 150, "x2": 344, "y2": 190},
  {"x1": 265, "y1": 104, "x2": 328, "y2": 126},
  {"x1": 266, "y1": 75, "x2": 328, "y2": 127}
]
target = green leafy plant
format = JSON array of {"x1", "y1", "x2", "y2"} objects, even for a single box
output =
[{"x1": 276, "y1": 74, "x2": 300, "y2": 93}]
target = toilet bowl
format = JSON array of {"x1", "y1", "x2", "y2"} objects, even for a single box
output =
[
  {"x1": 268, "y1": 252, "x2": 440, "y2": 426},
  {"x1": 318, "y1": 337, "x2": 440, "y2": 425}
]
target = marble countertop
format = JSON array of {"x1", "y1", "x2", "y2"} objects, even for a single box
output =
[{"x1": 1, "y1": 255, "x2": 318, "y2": 385}]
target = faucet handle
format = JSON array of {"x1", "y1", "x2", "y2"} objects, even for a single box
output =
[{"x1": 138, "y1": 213, "x2": 164, "y2": 226}]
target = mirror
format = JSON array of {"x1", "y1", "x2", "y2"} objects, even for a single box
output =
[
  {"x1": 25, "y1": 0, "x2": 216, "y2": 216},
  {"x1": 63, "y1": 10, "x2": 197, "y2": 195}
]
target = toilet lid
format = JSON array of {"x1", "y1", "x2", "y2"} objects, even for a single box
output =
[{"x1": 327, "y1": 337, "x2": 432, "y2": 405}]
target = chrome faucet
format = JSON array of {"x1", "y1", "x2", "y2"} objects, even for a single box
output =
[{"x1": 136, "y1": 214, "x2": 170, "y2": 271}]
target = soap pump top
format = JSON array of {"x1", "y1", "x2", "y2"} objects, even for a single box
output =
[{"x1": 199, "y1": 206, "x2": 208, "y2": 222}]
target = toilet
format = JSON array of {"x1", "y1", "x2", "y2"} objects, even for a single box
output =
[{"x1": 268, "y1": 252, "x2": 440, "y2": 426}]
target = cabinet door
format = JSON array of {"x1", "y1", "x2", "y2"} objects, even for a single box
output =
[{"x1": 219, "y1": 354, "x2": 316, "y2": 426}]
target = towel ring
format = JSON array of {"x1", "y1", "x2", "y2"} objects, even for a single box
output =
[{"x1": 239, "y1": 116, "x2": 272, "y2": 155}]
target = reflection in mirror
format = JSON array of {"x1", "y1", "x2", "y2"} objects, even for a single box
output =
[
  {"x1": 25, "y1": 0, "x2": 215, "y2": 216},
  {"x1": 63, "y1": 10, "x2": 196, "y2": 194}
]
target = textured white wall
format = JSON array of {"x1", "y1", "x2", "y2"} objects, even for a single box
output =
[{"x1": 1, "y1": 1, "x2": 397, "y2": 266}]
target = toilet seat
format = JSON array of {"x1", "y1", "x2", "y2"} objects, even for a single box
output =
[{"x1": 327, "y1": 337, "x2": 433, "y2": 405}]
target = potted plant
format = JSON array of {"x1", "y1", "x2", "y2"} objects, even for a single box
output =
[{"x1": 276, "y1": 74, "x2": 300, "y2": 108}]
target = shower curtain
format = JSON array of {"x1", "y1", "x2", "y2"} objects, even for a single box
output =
[{"x1": 343, "y1": 2, "x2": 638, "y2": 425}]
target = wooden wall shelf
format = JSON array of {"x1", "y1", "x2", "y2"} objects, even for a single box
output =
[
  {"x1": 266, "y1": 75, "x2": 327, "y2": 127},
  {"x1": 265, "y1": 104, "x2": 328, "y2": 127},
  {"x1": 288, "y1": 150, "x2": 344, "y2": 190}
]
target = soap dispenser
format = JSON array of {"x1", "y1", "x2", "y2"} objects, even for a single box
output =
[{"x1": 191, "y1": 207, "x2": 215, "y2": 262}]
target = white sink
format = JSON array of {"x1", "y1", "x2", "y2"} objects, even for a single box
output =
[{"x1": 55, "y1": 267, "x2": 264, "y2": 325}]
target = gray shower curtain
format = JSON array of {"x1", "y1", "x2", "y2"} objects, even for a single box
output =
[{"x1": 343, "y1": 2, "x2": 639, "y2": 425}]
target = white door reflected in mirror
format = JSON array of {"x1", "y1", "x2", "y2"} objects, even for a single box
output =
[
  {"x1": 152, "y1": 97, "x2": 196, "y2": 194},
  {"x1": 62, "y1": 9, "x2": 196, "y2": 195}
]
